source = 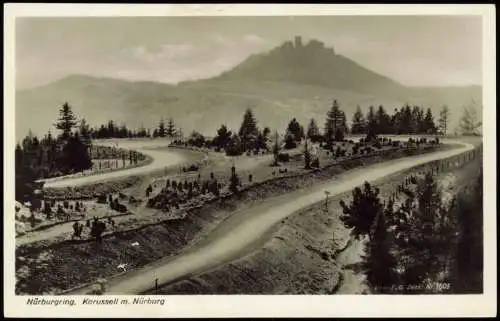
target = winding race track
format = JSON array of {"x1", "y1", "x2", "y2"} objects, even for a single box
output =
[
  {"x1": 41, "y1": 139, "x2": 185, "y2": 189},
  {"x1": 64, "y1": 138, "x2": 474, "y2": 295}
]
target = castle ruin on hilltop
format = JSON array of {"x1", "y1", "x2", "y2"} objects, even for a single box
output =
[{"x1": 281, "y1": 36, "x2": 333, "y2": 54}]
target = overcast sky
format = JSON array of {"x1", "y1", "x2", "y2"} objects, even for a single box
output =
[{"x1": 15, "y1": 15, "x2": 482, "y2": 89}]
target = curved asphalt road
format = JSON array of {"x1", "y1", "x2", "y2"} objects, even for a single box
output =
[
  {"x1": 64, "y1": 138, "x2": 474, "y2": 295},
  {"x1": 41, "y1": 139, "x2": 186, "y2": 188}
]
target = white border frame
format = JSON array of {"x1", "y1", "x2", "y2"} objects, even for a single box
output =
[{"x1": 3, "y1": 4, "x2": 496, "y2": 318}]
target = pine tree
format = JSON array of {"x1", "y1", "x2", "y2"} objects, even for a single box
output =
[
  {"x1": 213, "y1": 124, "x2": 232, "y2": 150},
  {"x1": 306, "y1": 118, "x2": 321, "y2": 142},
  {"x1": 15, "y1": 143, "x2": 36, "y2": 201},
  {"x1": 238, "y1": 108, "x2": 259, "y2": 152},
  {"x1": 118, "y1": 124, "x2": 128, "y2": 138},
  {"x1": 384, "y1": 198, "x2": 397, "y2": 229},
  {"x1": 376, "y1": 105, "x2": 392, "y2": 135},
  {"x1": 158, "y1": 117, "x2": 166, "y2": 137},
  {"x1": 397, "y1": 105, "x2": 413, "y2": 135},
  {"x1": 341, "y1": 111, "x2": 348, "y2": 135},
  {"x1": 365, "y1": 106, "x2": 378, "y2": 141},
  {"x1": 284, "y1": 132, "x2": 297, "y2": 149},
  {"x1": 399, "y1": 173, "x2": 446, "y2": 287},
  {"x1": 262, "y1": 126, "x2": 271, "y2": 138},
  {"x1": 423, "y1": 108, "x2": 437, "y2": 134},
  {"x1": 225, "y1": 134, "x2": 243, "y2": 156},
  {"x1": 79, "y1": 118, "x2": 92, "y2": 147},
  {"x1": 334, "y1": 127, "x2": 345, "y2": 142},
  {"x1": 62, "y1": 131, "x2": 93, "y2": 172},
  {"x1": 46, "y1": 130, "x2": 54, "y2": 145},
  {"x1": 286, "y1": 118, "x2": 304, "y2": 142},
  {"x1": 412, "y1": 106, "x2": 425, "y2": 134},
  {"x1": 177, "y1": 127, "x2": 184, "y2": 141},
  {"x1": 390, "y1": 108, "x2": 400, "y2": 134},
  {"x1": 54, "y1": 102, "x2": 77, "y2": 140},
  {"x1": 339, "y1": 181, "x2": 383, "y2": 242},
  {"x1": 138, "y1": 124, "x2": 146, "y2": 138},
  {"x1": 45, "y1": 130, "x2": 57, "y2": 170},
  {"x1": 96, "y1": 124, "x2": 106, "y2": 138},
  {"x1": 363, "y1": 205, "x2": 397, "y2": 293},
  {"x1": 351, "y1": 106, "x2": 366, "y2": 135},
  {"x1": 303, "y1": 138, "x2": 311, "y2": 169},
  {"x1": 324, "y1": 99, "x2": 347, "y2": 145},
  {"x1": 107, "y1": 120, "x2": 116, "y2": 138},
  {"x1": 257, "y1": 127, "x2": 270, "y2": 151},
  {"x1": 166, "y1": 117, "x2": 176, "y2": 137},
  {"x1": 438, "y1": 105, "x2": 450, "y2": 136},
  {"x1": 416, "y1": 173, "x2": 442, "y2": 230}
]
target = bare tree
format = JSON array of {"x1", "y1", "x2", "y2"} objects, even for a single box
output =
[
  {"x1": 458, "y1": 102, "x2": 482, "y2": 136},
  {"x1": 272, "y1": 130, "x2": 280, "y2": 166}
]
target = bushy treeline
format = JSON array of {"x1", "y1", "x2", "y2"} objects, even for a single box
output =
[
  {"x1": 172, "y1": 108, "x2": 272, "y2": 157},
  {"x1": 174, "y1": 100, "x2": 450, "y2": 157},
  {"x1": 147, "y1": 175, "x2": 224, "y2": 210},
  {"x1": 287, "y1": 100, "x2": 443, "y2": 148},
  {"x1": 90, "y1": 121, "x2": 150, "y2": 139},
  {"x1": 152, "y1": 117, "x2": 177, "y2": 138},
  {"x1": 89, "y1": 117, "x2": 180, "y2": 139},
  {"x1": 339, "y1": 165, "x2": 483, "y2": 294},
  {"x1": 16, "y1": 103, "x2": 92, "y2": 202},
  {"x1": 350, "y1": 104, "x2": 439, "y2": 136},
  {"x1": 147, "y1": 166, "x2": 241, "y2": 211},
  {"x1": 215, "y1": 109, "x2": 271, "y2": 156}
]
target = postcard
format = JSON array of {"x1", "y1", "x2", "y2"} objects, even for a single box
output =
[{"x1": 4, "y1": 3, "x2": 496, "y2": 318}]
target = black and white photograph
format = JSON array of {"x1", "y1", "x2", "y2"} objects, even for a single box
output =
[{"x1": 4, "y1": 3, "x2": 496, "y2": 318}]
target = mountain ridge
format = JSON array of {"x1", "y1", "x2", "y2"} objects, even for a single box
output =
[{"x1": 15, "y1": 37, "x2": 482, "y2": 139}]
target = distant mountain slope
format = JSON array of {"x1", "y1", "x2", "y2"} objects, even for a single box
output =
[
  {"x1": 214, "y1": 37, "x2": 404, "y2": 96},
  {"x1": 15, "y1": 37, "x2": 482, "y2": 140}
]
